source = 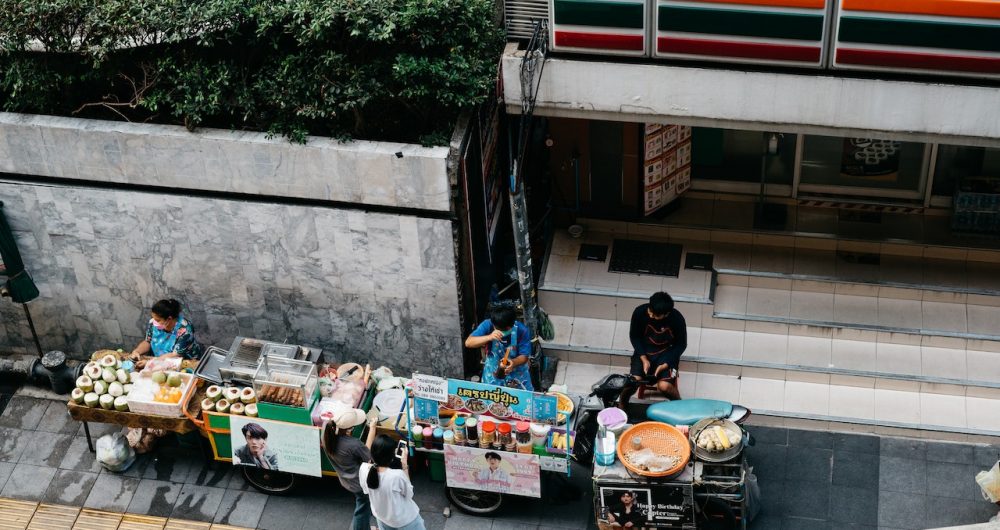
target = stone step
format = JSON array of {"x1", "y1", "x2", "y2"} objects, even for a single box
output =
[
  {"x1": 551, "y1": 358, "x2": 1000, "y2": 439},
  {"x1": 712, "y1": 278, "x2": 1000, "y2": 342},
  {"x1": 543, "y1": 315, "x2": 1000, "y2": 389}
]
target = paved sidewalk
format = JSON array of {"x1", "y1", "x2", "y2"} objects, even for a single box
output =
[{"x1": 2, "y1": 393, "x2": 1000, "y2": 529}]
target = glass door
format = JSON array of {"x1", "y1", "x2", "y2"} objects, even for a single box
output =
[{"x1": 797, "y1": 134, "x2": 930, "y2": 201}]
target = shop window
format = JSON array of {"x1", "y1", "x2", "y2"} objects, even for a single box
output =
[
  {"x1": 933, "y1": 145, "x2": 1000, "y2": 197},
  {"x1": 799, "y1": 135, "x2": 925, "y2": 195},
  {"x1": 691, "y1": 127, "x2": 795, "y2": 184}
]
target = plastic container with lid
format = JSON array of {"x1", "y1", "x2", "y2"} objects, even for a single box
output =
[
  {"x1": 422, "y1": 426, "x2": 434, "y2": 449},
  {"x1": 432, "y1": 427, "x2": 444, "y2": 450},
  {"x1": 479, "y1": 421, "x2": 496, "y2": 449},
  {"x1": 453, "y1": 417, "x2": 466, "y2": 444},
  {"x1": 443, "y1": 430, "x2": 455, "y2": 445},
  {"x1": 497, "y1": 422, "x2": 513, "y2": 446},
  {"x1": 466, "y1": 417, "x2": 478, "y2": 445},
  {"x1": 530, "y1": 423, "x2": 551, "y2": 448},
  {"x1": 515, "y1": 421, "x2": 532, "y2": 453}
]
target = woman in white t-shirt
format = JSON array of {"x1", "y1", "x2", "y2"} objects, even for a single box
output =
[{"x1": 360, "y1": 435, "x2": 426, "y2": 530}]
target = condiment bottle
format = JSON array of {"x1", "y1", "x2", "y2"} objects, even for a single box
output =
[
  {"x1": 453, "y1": 417, "x2": 467, "y2": 445},
  {"x1": 422, "y1": 426, "x2": 434, "y2": 449},
  {"x1": 432, "y1": 427, "x2": 444, "y2": 450},
  {"x1": 479, "y1": 421, "x2": 495, "y2": 449},
  {"x1": 497, "y1": 422, "x2": 513, "y2": 450},
  {"x1": 412, "y1": 426, "x2": 424, "y2": 445},
  {"x1": 465, "y1": 417, "x2": 478, "y2": 446},
  {"x1": 515, "y1": 421, "x2": 532, "y2": 454},
  {"x1": 443, "y1": 430, "x2": 455, "y2": 445}
]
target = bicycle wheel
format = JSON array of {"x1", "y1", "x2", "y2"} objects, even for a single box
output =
[
  {"x1": 446, "y1": 487, "x2": 504, "y2": 515},
  {"x1": 242, "y1": 466, "x2": 297, "y2": 495}
]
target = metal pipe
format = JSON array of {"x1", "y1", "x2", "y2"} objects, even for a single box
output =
[{"x1": 22, "y1": 304, "x2": 44, "y2": 359}]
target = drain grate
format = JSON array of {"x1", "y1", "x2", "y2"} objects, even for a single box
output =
[{"x1": 609, "y1": 239, "x2": 683, "y2": 277}]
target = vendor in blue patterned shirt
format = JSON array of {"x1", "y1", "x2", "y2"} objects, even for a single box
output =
[
  {"x1": 465, "y1": 305, "x2": 534, "y2": 391},
  {"x1": 128, "y1": 298, "x2": 203, "y2": 367}
]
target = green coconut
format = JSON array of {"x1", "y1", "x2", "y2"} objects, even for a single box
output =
[
  {"x1": 201, "y1": 398, "x2": 216, "y2": 412},
  {"x1": 240, "y1": 387, "x2": 256, "y2": 404},
  {"x1": 76, "y1": 376, "x2": 94, "y2": 393},
  {"x1": 99, "y1": 354, "x2": 118, "y2": 368},
  {"x1": 84, "y1": 392, "x2": 100, "y2": 407},
  {"x1": 116, "y1": 368, "x2": 129, "y2": 384},
  {"x1": 245, "y1": 403, "x2": 258, "y2": 417},
  {"x1": 108, "y1": 382, "x2": 125, "y2": 398},
  {"x1": 152, "y1": 371, "x2": 167, "y2": 384},
  {"x1": 206, "y1": 386, "x2": 223, "y2": 401},
  {"x1": 71, "y1": 388, "x2": 86, "y2": 404},
  {"x1": 215, "y1": 399, "x2": 231, "y2": 414},
  {"x1": 224, "y1": 387, "x2": 241, "y2": 402},
  {"x1": 93, "y1": 380, "x2": 109, "y2": 395},
  {"x1": 230, "y1": 402, "x2": 245, "y2": 415},
  {"x1": 102, "y1": 368, "x2": 117, "y2": 383},
  {"x1": 113, "y1": 396, "x2": 129, "y2": 412},
  {"x1": 84, "y1": 364, "x2": 103, "y2": 380},
  {"x1": 99, "y1": 394, "x2": 115, "y2": 410},
  {"x1": 166, "y1": 372, "x2": 183, "y2": 388}
]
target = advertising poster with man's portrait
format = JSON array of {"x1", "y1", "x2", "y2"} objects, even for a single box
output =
[
  {"x1": 444, "y1": 444, "x2": 541, "y2": 497},
  {"x1": 229, "y1": 416, "x2": 322, "y2": 477}
]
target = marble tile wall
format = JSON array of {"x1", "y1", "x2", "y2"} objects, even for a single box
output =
[{"x1": 0, "y1": 182, "x2": 464, "y2": 378}]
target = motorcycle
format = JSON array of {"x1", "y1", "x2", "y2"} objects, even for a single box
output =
[{"x1": 572, "y1": 373, "x2": 752, "y2": 465}]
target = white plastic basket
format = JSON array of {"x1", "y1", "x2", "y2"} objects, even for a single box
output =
[{"x1": 127, "y1": 372, "x2": 197, "y2": 417}]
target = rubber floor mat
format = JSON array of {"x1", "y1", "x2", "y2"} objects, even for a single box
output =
[{"x1": 609, "y1": 239, "x2": 683, "y2": 277}]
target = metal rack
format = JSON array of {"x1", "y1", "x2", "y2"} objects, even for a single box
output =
[{"x1": 693, "y1": 457, "x2": 748, "y2": 529}]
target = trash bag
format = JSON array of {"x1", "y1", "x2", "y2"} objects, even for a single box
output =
[
  {"x1": 977, "y1": 461, "x2": 1000, "y2": 502},
  {"x1": 746, "y1": 469, "x2": 761, "y2": 522},
  {"x1": 96, "y1": 432, "x2": 136, "y2": 473}
]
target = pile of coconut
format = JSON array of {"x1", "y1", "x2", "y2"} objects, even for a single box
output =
[
  {"x1": 202, "y1": 385, "x2": 258, "y2": 417},
  {"x1": 72, "y1": 354, "x2": 134, "y2": 412}
]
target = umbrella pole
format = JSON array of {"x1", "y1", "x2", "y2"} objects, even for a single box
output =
[{"x1": 22, "y1": 304, "x2": 43, "y2": 358}]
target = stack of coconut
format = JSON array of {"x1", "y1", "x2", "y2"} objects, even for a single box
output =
[
  {"x1": 203, "y1": 385, "x2": 258, "y2": 417},
  {"x1": 72, "y1": 354, "x2": 134, "y2": 412}
]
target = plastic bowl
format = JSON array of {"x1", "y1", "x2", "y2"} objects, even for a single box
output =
[{"x1": 597, "y1": 407, "x2": 629, "y2": 435}]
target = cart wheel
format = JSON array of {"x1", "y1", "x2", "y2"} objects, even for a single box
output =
[
  {"x1": 242, "y1": 466, "x2": 297, "y2": 495},
  {"x1": 446, "y1": 487, "x2": 504, "y2": 515}
]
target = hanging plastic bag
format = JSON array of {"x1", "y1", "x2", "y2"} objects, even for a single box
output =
[
  {"x1": 745, "y1": 470, "x2": 761, "y2": 522},
  {"x1": 538, "y1": 307, "x2": 556, "y2": 342},
  {"x1": 977, "y1": 461, "x2": 1000, "y2": 502},
  {"x1": 96, "y1": 432, "x2": 136, "y2": 473}
]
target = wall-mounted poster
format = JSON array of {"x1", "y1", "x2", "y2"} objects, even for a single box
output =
[
  {"x1": 841, "y1": 138, "x2": 901, "y2": 181},
  {"x1": 444, "y1": 444, "x2": 541, "y2": 497},
  {"x1": 643, "y1": 124, "x2": 692, "y2": 215},
  {"x1": 229, "y1": 416, "x2": 322, "y2": 477}
]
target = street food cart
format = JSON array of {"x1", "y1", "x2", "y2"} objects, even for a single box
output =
[{"x1": 396, "y1": 374, "x2": 577, "y2": 514}]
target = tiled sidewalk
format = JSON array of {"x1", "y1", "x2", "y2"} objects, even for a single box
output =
[
  {"x1": 3, "y1": 393, "x2": 1000, "y2": 529},
  {"x1": 0, "y1": 497, "x2": 250, "y2": 530}
]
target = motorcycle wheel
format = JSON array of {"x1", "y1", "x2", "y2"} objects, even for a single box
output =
[
  {"x1": 242, "y1": 466, "x2": 297, "y2": 495},
  {"x1": 446, "y1": 487, "x2": 504, "y2": 515}
]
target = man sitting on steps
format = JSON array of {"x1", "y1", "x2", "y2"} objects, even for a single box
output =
[{"x1": 627, "y1": 291, "x2": 687, "y2": 401}]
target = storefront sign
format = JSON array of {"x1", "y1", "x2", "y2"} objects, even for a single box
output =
[
  {"x1": 412, "y1": 374, "x2": 447, "y2": 403},
  {"x1": 444, "y1": 444, "x2": 541, "y2": 498},
  {"x1": 595, "y1": 483, "x2": 695, "y2": 529},
  {"x1": 229, "y1": 416, "x2": 322, "y2": 477},
  {"x1": 413, "y1": 379, "x2": 560, "y2": 425},
  {"x1": 841, "y1": 138, "x2": 901, "y2": 181}
]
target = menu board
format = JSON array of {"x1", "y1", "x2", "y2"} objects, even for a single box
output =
[
  {"x1": 412, "y1": 378, "x2": 560, "y2": 425},
  {"x1": 643, "y1": 124, "x2": 692, "y2": 215}
]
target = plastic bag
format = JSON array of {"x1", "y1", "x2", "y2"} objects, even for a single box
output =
[
  {"x1": 977, "y1": 461, "x2": 1000, "y2": 502},
  {"x1": 746, "y1": 469, "x2": 761, "y2": 522},
  {"x1": 96, "y1": 432, "x2": 136, "y2": 473}
]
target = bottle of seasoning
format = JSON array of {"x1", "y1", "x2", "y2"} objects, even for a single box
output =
[
  {"x1": 443, "y1": 430, "x2": 455, "y2": 445},
  {"x1": 432, "y1": 427, "x2": 444, "y2": 450},
  {"x1": 497, "y1": 422, "x2": 513, "y2": 451},
  {"x1": 453, "y1": 417, "x2": 467, "y2": 445},
  {"x1": 480, "y1": 421, "x2": 495, "y2": 449},
  {"x1": 412, "y1": 426, "x2": 424, "y2": 445},
  {"x1": 422, "y1": 426, "x2": 434, "y2": 449},
  {"x1": 466, "y1": 417, "x2": 478, "y2": 447},
  {"x1": 515, "y1": 421, "x2": 532, "y2": 454}
]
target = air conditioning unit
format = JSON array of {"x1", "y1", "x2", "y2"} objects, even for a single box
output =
[{"x1": 505, "y1": 0, "x2": 548, "y2": 40}]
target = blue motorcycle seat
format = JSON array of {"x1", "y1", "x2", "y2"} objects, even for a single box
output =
[{"x1": 646, "y1": 399, "x2": 733, "y2": 426}]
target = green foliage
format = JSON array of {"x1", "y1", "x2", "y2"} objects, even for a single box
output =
[{"x1": 0, "y1": 0, "x2": 503, "y2": 143}]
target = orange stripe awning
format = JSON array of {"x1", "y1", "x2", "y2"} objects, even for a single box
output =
[{"x1": 842, "y1": 0, "x2": 1000, "y2": 19}]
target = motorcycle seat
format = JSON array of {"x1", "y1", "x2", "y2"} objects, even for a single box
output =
[{"x1": 646, "y1": 398, "x2": 733, "y2": 426}]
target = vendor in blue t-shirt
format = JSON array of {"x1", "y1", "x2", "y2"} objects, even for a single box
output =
[{"x1": 465, "y1": 305, "x2": 534, "y2": 391}]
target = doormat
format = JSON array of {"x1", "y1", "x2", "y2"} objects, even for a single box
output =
[
  {"x1": 578, "y1": 244, "x2": 609, "y2": 262},
  {"x1": 609, "y1": 239, "x2": 683, "y2": 277}
]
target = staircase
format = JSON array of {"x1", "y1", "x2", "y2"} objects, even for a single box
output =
[{"x1": 539, "y1": 219, "x2": 1000, "y2": 441}]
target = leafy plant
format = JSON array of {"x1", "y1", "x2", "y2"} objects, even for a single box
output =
[{"x1": 0, "y1": 0, "x2": 503, "y2": 143}]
